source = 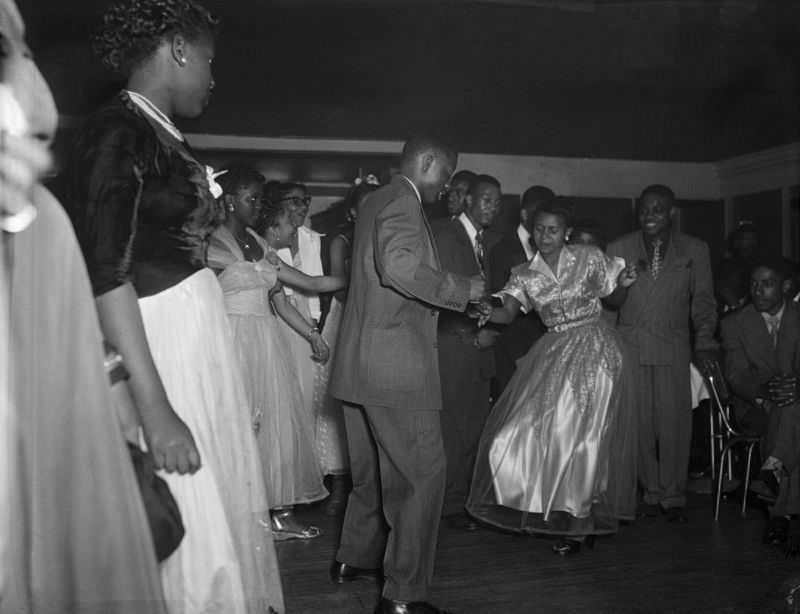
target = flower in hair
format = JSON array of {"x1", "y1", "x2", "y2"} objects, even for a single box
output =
[
  {"x1": 354, "y1": 174, "x2": 379, "y2": 187},
  {"x1": 205, "y1": 165, "x2": 228, "y2": 199}
]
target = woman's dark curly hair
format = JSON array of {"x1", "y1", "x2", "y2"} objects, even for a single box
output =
[
  {"x1": 257, "y1": 200, "x2": 287, "y2": 232},
  {"x1": 93, "y1": 0, "x2": 218, "y2": 75},
  {"x1": 217, "y1": 164, "x2": 264, "y2": 198},
  {"x1": 532, "y1": 195, "x2": 574, "y2": 227}
]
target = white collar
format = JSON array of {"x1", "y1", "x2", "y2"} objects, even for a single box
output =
[
  {"x1": 517, "y1": 224, "x2": 534, "y2": 260},
  {"x1": 761, "y1": 302, "x2": 786, "y2": 324},
  {"x1": 529, "y1": 245, "x2": 575, "y2": 282},
  {"x1": 125, "y1": 90, "x2": 184, "y2": 142},
  {"x1": 457, "y1": 212, "x2": 480, "y2": 247},
  {"x1": 398, "y1": 175, "x2": 422, "y2": 204}
]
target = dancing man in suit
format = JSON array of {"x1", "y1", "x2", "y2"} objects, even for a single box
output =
[
  {"x1": 488, "y1": 185, "x2": 553, "y2": 395},
  {"x1": 722, "y1": 259, "x2": 800, "y2": 552},
  {"x1": 329, "y1": 133, "x2": 485, "y2": 614},
  {"x1": 432, "y1": 174, "x2": 502, "y2": 531},
  {"x1": 607, "y1": 184, "x2": 718, "y2": 522}
]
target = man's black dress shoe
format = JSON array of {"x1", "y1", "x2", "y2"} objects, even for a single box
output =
[
  {"x1": 665, "y1": 506, "x2": 688, "y2": 522},
  {"x1": 443, "y1": 512, "x2": 479, "y2": 531},
  {"x1": 329, "y1": 561, "x2": 381, "y2": 584},
  {"x1": 750, "y1": 469, "x2": 780, "y2": 501},
  {"x1": 374, "y1": 597, "x2": 453, "y2": 614}
]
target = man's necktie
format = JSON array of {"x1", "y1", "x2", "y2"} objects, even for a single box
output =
[
  {"x1": 475, "y1": 230, "x2": 486, "y2": 273},
  {"x1": 651, "y1": 239, "x2": 662, "y2": 280},
  {"x1": 765, "y1": 315, "x2": 780, "y2": 348}
]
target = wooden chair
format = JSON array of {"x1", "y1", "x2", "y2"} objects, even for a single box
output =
[{"x1": 706, "y1": 371, "x2": 760, "y2": 520}]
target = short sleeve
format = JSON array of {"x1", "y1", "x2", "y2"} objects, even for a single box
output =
[
  {"x1": 588, "y1": 249, "x2": 626, "y2": 298},
  {"x1": 495, "y1": 264, "x2": 534, "y2": 313},
  {"x1": 62, "y1": 115, "x2": 149, "y2": 297}
]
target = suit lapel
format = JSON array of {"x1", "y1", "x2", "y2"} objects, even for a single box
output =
[{"x1": 744, "y1": 306, "x2": 779, "y2": 373}]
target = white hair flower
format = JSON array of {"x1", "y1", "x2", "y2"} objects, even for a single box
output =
[
  {"x1": 354, "y1": 174, "x2": 380, "y2": 187},
  {"x1": 205, "y1": 165, "x2": 228, "y2": 199}
]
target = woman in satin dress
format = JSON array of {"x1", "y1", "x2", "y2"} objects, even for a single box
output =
[{"x1": 466, "y1": 196, "x2": 639, "y2": 554}]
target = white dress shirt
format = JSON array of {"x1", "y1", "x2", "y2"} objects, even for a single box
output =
[{"x1": 517, "y1": 224, "x2": 534, "y2": 261}]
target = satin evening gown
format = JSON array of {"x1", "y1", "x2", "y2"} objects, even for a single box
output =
[{"x1": 467, "y1": 244, "x2": 637, "y2": 536}]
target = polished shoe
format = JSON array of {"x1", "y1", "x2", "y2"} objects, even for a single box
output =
[
  {"x1": 329, "y1": 561, "x2": 382, "y2": 584},
  {"x1": 443, "y1": 512, "x2": 479, "y2": 531},
  {"x1": 665, "y1": 506, "x2": 688, "y2": 523},
  {"x1": 750, "y1": 469, "x2": 780, "y2": 501},
  {"x1": 636, "y1": 502, "x2": 660, "y2": 518},
  {"x1": 374, "y1": 597, "x2": 453, "y2": 614},
  {"x1": 551, "y1": 535, "x2": 595, "y2": 556}
]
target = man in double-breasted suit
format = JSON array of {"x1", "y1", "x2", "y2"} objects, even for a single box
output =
[
  {"x1": 607, "y1": 184, "x2": 718, "y2": 522},
  {"x1": 722, "y1": 260, "x2": 800, "y2": 547},
  {"x1": 329, "y1": 134, "x2": 485, "y2": 614},
  {"x1": 432, "y1": 174, "x2": 501, "y2": 530},
  {"x1": 487, "y1": 185, "x2": 552, "y2": 395}
]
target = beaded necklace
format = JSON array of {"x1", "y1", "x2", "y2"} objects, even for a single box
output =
[{"x1": 126, "y1": 90, "x2": 184, "y2": 142}]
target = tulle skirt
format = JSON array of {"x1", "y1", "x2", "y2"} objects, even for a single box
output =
[
  {"x1": 313, "y1": 297, "x2": 350, "y2": 474},
  {"x1": 466, "y1": 318, "x2": 637, "y2": 536},
  {"x1": 139, "y1": 268, "x2": 284, "y2": 614},
  {"x1": 227, "y1": 309, "x2": 327, "y2": 507}
]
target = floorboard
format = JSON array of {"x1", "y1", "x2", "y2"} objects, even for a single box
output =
[{"x1": 277, "y1": 489, "x2": 797, "y2": 613}]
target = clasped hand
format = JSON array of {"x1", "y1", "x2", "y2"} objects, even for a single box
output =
[
  {"x1": 467, "y1": 298, "x2": 494, "y2": 328},
  {"x1": 617, "y1": 262, "x2": 639, "y2": 288},
  {"x1": 765, "y1": 374, "x2": 800, "y2": 407}
]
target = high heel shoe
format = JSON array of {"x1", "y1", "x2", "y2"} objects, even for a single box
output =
[
  {"x1": 551, "y1": 535, "x2": 594, "y2": 555},
  {"x1": 270, "y1": 509, "x2": 323, "y2": 541}
]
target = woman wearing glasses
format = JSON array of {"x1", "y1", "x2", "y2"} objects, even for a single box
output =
[{"x1": 272, "y1": 184, "x2": 326, "y2": 472}]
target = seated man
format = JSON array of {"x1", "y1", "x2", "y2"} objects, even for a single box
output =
[{"x1": 720, "y1": 258, "x2": 800, "y2": 552}]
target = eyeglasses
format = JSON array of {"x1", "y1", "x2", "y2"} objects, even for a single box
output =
[{"x1": 280, "y1": 196, "x2": 311, "y2": 206}]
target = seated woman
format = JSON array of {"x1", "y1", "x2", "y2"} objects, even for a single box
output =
[
  {"x1": 315, "y1": 175, "x2": 381, "y2": 516},
  {"x1": 466, "y1": 196, "x2": 639, "y2": 554},
  {"x1": 207, "y1": 165, "x2": 345, "y2": 540}
]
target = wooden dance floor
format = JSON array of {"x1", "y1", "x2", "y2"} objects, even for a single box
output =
[{"x1": 278, "y1": 488, "x2": 797, "y2": 613}]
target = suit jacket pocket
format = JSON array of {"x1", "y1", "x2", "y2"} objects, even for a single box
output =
[{"x1": 367, "y1": 327, "x2": 427, "y2": 392}]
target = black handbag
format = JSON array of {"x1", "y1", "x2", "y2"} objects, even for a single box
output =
[{"x1": 127, "y1": 443, "x2": 185, "y2": 562}]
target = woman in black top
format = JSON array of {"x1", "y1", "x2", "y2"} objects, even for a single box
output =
[{"x1": 60, "y1": 1, "x2": 283, "y2": 611}]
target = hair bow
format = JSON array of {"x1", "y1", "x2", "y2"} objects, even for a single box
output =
[
  {"x1": 354, "y1": 174, "x2": 379, "y2": 187},
  {"x1": 205, "y1": 166, "x2": 229, "y2": 199}
]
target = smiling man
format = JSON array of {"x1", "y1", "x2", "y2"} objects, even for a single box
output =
[{"x1": 607, "y1": 184, "x2": 718, "y2": 523}]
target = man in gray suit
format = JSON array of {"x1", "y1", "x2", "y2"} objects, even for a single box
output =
[
  {"x1": 329, "y1": 133, "x2": 485, "y2": 614},
  {"x1": 607, "y1": 184, "x2": 718, "y2": 522}
]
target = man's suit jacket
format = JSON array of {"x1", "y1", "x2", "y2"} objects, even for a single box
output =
[
  {"x1": 330, "y1": 175, "x2": 471, "y2": 411},
  {"x1": 721, "y1": 301, "x2": 800, "y2": 428},
  {"x1": 432, "y1": 217, "x2": 494, "y2": 381},
  {"x1": 487, "y1": 231, "x2": 545, "y2": 381},
  {"x1": 607, "y1": 230, "x2": 718, "y2": 366}
]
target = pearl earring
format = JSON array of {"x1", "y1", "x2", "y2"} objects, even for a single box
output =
[{"x1": 179, "y1": 57, "x2": 187, "y2": 66}]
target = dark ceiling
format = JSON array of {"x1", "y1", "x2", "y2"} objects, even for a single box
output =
[{"x1": 20, "y1": 0, "x2": 800, "y2": 162}]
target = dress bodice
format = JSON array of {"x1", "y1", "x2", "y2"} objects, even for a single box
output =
[
  {"x1": 499, "y1": 244, "x2": 624, "y2": 332},
  {"x1": 60, "y1": 92, "x2": 219, "y2": 298},
  {"x1": 207, "y1": 227, "x2": 279, "y2": 316}
]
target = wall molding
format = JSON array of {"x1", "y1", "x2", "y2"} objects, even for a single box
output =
[{"x1": 717, "y1": 142, "x2": 800, "y2": 196}]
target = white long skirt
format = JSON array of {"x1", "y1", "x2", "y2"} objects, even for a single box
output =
[{"x1": 139, "y1": 269, "x2": 284, "y2": 614}]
